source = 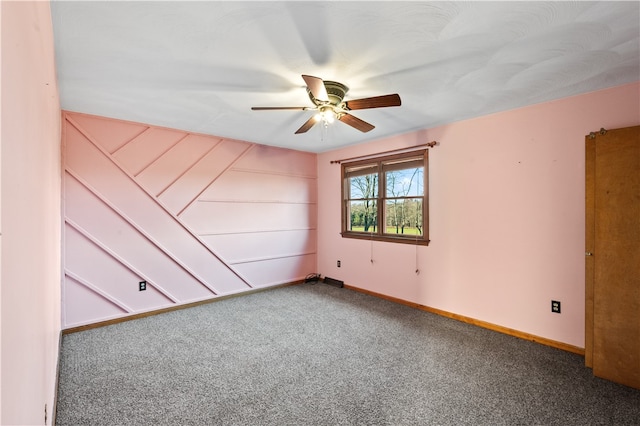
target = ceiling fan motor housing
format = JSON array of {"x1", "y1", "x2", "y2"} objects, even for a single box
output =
[
  {"x1": 307, "y1": 80, "x2": 349, "y2": 106},
  {"x1": 252, "y1": 74, "x2": 399, "y2": 134}
]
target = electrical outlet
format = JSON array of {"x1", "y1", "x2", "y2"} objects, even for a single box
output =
[
  {"x1": 337, "y1": 260, "x2": 341, "y2": 267},
  {"x1": 139, "y1": 281, "x2": 147, "y2": 291},
  {"x1": 551, "y1": 300, "x2": 561, "y2": 313}
]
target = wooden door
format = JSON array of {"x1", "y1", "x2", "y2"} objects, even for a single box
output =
[{"x1": 585, "y1": 125, "x2": 640, "y2": 389}]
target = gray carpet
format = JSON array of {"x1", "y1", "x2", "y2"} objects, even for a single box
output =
[{"x1": 55, "y1": 282, "x2": 640, "y2": 425}]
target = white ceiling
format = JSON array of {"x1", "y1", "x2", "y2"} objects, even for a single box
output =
[{"x1": 50, "y1": 1, "x2": 640, "y2": 153}]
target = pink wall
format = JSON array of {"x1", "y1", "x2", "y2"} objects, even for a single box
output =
[
  {"x1": 1, "y1": 2, "x2": 62, "y2": 424},
  {"x1": 62, "y1": 112, "x2": 317, "y2": 328},
  {"x1": 317, "y1": 82, "x2": 640, "y2": 349},
  {"x1": 0, "y1": 2, "x2": 635, "y2": 423}
]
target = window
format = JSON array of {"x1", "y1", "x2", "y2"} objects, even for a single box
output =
[{"x1": 341, "y1": 150, "x2": 429, "y2": 245}]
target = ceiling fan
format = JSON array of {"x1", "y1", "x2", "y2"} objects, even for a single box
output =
[{"x1": 251, "y1": 75, "x2": 401, "y2": 134}]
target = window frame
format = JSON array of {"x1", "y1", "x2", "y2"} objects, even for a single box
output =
[{"x1": 341, "y1": 149, "x2": 429, "y2": 246}]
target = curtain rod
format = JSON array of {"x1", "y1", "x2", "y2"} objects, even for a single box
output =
[{"x1": 330, "y1": 141, "x2": 438, "y2": 164}]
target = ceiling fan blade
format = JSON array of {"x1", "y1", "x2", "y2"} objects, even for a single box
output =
[
  {"x1": 295, "y1": 116, "x2": 318, "y2": 134},
  {"x1": 302, "y1": 75, "x2": 329, "y2": 102},
  {"x1": 339, "y1": 113, "x2": 375, "y2": 133},
  {"x1": 344, "y1": 94, "x2": 401, "y2": 110},
  {"x1": 251, "y1": 106, "x2": 309, "y2": 111}
]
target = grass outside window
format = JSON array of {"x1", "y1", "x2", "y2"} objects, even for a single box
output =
[{"x1": 341, "y1": 150, "x2": 429, "y2": 245}]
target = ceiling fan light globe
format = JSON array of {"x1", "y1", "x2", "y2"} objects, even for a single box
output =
[{"x1": 325, "y1": 111, "x2": 335, "y2": 123}]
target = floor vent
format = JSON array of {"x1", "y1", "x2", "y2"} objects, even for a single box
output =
[{"x1": 323, "y1": 277, "x2": 344, "y2": 288}]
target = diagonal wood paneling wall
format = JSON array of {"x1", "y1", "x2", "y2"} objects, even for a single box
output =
[{"x1": 62, "y1": 112, "x2": 317, "y2": 328}]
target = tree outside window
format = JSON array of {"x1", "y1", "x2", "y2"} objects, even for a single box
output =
[{"x1": 342, "y1": 150, "x2": 429, "y2": 245}]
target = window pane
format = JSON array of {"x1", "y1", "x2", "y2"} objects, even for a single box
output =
[
  {"x1": 349, "y1": 173, "x2": 378, "y2": 199},
  {"x1": 348, "y1": 200, "x2": 377, "y2": 233},
  {"x1": 385, "y1": 167, "x2": 423, "y2": 197},
  {"x1": 384, "y1": 198, "x2": 423, "y2": 236},
  {"x1": 341, "y1": 149, "x2": 429, "y2": 245}
]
